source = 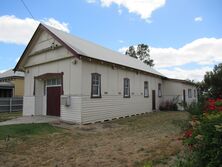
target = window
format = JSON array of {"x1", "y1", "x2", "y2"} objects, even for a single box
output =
[
  {"x1": 91, "y1": 73, "x2": 101, "y2": 98},
  {"x1": 45, "y1": 78, "x2": 61, "y2": 86},
  {"x1": 158, "y1": 83, "x2": 162, "y2": 97},
  {"x1": 194, "y1": 89, "x2": 196, "y2": 97},
  {"x1": 188, "y1": 89, "x2": 192, "y2": 98},
  {"x1": 123, "y1": 78, "x2": 130, "y2": 98},
  {"x1": 144, "y1": 81, "x2": 149, "y2": 97}
]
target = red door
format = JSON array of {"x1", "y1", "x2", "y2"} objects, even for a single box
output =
[
  {"x1": 47, "y1": 86, "x2": 61, "y2": 116},
  {"x1": 152, "y1": 90, "x2": 156, "y2": 110}
]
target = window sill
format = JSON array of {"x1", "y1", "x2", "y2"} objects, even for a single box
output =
[
  {"x1": 123, "y1": 96, "x2": 131, "y2": 98},
  {"x1": 91, "y1": 95, "x2": 102, "y2": 98}
]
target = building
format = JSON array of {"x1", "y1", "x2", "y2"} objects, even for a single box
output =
[
  {"x1": 0, "y1": 69, "x2": 24, "y2": 97},
  {"x1": 14, "y1": 24, "x2": 197, "y2": 124},
  {"x1": 163, "y1": 78, "x2": 197, "y2": 110}
]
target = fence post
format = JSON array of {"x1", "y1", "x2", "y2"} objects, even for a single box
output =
[{"x1": 9, "y1": 98, "x2": 12, "y2": 113}]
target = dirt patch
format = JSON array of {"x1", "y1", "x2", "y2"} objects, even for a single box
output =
[
  {"x1": 0, "y1": 112, "x2": 22, "y2": 122},
  {"x1": 0, "y1": 111, "x2": 188, "y2": 167}
]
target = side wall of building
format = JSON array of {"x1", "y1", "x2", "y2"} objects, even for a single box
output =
[
  {"x1": 163, "y1": 80, "x2": 197, "y2": 110},
  {"x1": 11, "y1": 78, "x2": 24, "y2": 97},
  {"x1": 81, "y1": 60, "x2": 163, "y2": 123}
]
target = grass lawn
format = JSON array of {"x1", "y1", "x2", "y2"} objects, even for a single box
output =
[
  {"x1": 0, "y1": 111, "x2": 189, "y2": 167},
  {"x1": 0, "y1": 123, "x2": 60, "y2": 140},
  {"x1": 0, "y1": 111, "x2": 22, "y2": 122}
]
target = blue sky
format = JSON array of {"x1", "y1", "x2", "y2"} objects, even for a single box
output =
[{"x1": 0, "y1": 0, "x2": 222, "y2": 81}]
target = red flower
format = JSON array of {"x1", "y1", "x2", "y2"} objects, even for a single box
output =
[
  {"x1": 208, "y1": 105, "x2": 216, "y2": 111},
  {"x1": 208, "y1": 98, "x2": 215, "y2": 103},
  {"x1": 184, "y1": 129, "x2": 193, "y2": 138}
]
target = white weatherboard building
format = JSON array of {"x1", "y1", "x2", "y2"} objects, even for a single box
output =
[{"x1": 14, "y1": 24, "x2": 197, "y2": 124}]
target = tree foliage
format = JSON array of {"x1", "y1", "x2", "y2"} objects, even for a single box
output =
[
  {"x1": 125, "y1": 44, "x2": 154, "y2": 67},
  {"x1": 203, "y1": 63, "x2": 222, "y2": 98}
]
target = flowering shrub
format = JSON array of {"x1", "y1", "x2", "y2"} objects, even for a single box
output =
[{"x1": 176, "y1": 98, "x2": 222, "y2": 167}]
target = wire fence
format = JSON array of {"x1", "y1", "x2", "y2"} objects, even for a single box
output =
[{"x1": 0, "y1": 97, "x2": 23, "y2": 112}]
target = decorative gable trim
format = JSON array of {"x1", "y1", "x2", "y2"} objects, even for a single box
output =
[{"x1": 14, "y1": 23, "x2": 80, "y2": 72}]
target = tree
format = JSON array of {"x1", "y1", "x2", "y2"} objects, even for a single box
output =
[
  {"x1": 203, "y1": 63, "x2": 222, "y2": 98},
  {"x1": 125, "y1": 44, "x2": 154, "y2": 67},
  {"x1": 125, "y1": 46, "x2": 137, "y2": 59}
]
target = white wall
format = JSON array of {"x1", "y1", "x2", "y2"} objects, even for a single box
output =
[
  {"x1": 23, "y1": 96, "x2": 35, "y2": 116},
  {"x1": 163, "y1": 80, "x2": 183, "y2": 103},
  {"x1": 182, "y1": 83, "x2": 198, "y2": 104},
  {"x1": 81, "y1": 60, "x2": 163, "y2": 123},
  {"x1": 162, "y1": 80, "x2": 197, "y2": 110},
  {"x1": 22, "y1": 30, "x2": 82, "y2": 123}
]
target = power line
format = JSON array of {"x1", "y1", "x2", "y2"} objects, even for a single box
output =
[{"x1": 20, "y1": 0, "x2": 35, "y2": 20}]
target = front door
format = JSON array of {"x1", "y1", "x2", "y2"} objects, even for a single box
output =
[
  {"x1": 47, "y1": 86, "x2": 61, "y2": 116},
  {"x1": 183, "y1": 89, "x2": 186, "y2": 103},
  {"x1": 152, "y1": 90, "x2": 156, "y2": 110}
]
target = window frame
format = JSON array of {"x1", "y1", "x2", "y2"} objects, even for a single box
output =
[
  {"x1": 188, "y1": 89, "x2": 192, "y2": 98},
  {"x1": 144, "y1": 81, "x2": 149, "y2": 98},
  {"x1": 158, "y1": 83, "x2": 162, "y2": 97},
  {"x1": 123, "y1": 78, "x2": 130, "y2": 98},
  {"x1": 91, "y1": 73, "x2": 101, "y2": 98},
  {"x1": 194, "y1": 89, "x2": 197, "y2": 98}
]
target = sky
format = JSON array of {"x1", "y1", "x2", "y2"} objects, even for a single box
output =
[{"x1": 0, "y1": 0, "x2": 222, "y2": 81}]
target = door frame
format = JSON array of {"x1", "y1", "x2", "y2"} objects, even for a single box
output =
[{"x1": 152, "y1": 90, "x2": 156, "y2": 110}]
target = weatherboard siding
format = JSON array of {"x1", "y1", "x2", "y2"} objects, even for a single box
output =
[
  {"x1": 61, "y1": 96, "x2": 82, "y2": 123},
  {"x1": 163, "y1": 80, "x2": 197, "y2": 110},
  {"x1": 81, "y1": 60, "x2": 163, "y2": 123},
  {"x1": 25, "y1": 30, "x2": 72, "y2": 68},
  {"x1": 23, "y1": 30, "x2": 82, "y2": 116},
  {"x1": 11, "y1": 78, "x2": 24, "y2": 96},
  {"x1": 81, "y1": 95, "x2": 152, "y2": 123}
]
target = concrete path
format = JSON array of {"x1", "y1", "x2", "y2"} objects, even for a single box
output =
[{"x1": 0, "y1": 116, "x2": 60, "y2": 126}]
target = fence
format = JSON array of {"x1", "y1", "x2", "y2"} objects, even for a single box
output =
[{"x1": 0, "y1": 97, "x2": 23, "y2": 112}]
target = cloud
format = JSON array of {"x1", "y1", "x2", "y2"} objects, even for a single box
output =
[
  {"x1": 157, "y1": 67, "x2": 212, "y2": 81},
  {"x1": 118, "y1": 40, "x2": 124, "y2": 43},
  {"x1": 194, "y1": 16, "x2": 203, "y2": 22},
  {"x1": 0, "y1": 15, "x2": 69, "y2": 45},
  {"x1": 151, "y1": 38, "x2": 222, "y2": 68},
  {"x1": 15, "y1": 57, "x2": 20, "y2": 63},
  {"x1": 99, "y1": 0, "x2": 166, "y2": 20},
  {"x1": 0, "y1": 69, "x2": 9, "y2": 74},
  {"x1": 118, "y1": 8, "x2": 122, "y2": 15},
  {"x1": 86, "y1": 0, "x2": 97, "y2": 3},
  {"x1": 118, "y1": 46, "x2": 128, "y2": 53},
  {"x1": 42, "y1": 18, "x2": 69, "y2": 33},
  {"x1": 118, "y1": 38, "x2": 222, "y2": 81}
]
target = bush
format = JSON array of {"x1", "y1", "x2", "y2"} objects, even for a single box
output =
[
  {"x1": 175, "y1": 98, "x2": 222, "y2": 167},
  {"x1": 159, "y1": 96, "x2": 179, "y2": 111}
]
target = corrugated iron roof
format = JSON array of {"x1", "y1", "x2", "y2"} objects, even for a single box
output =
[
  {"x1": 42, "y1": 24, "x2": 165, "y2": 77},
  {"x1": 0, "y1": 69, "x2": 24, "y2": 79},
  {"x1": 0, "y1": 82, "x2": 14, "y2": 88}
]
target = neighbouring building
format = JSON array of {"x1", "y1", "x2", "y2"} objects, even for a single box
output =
[
  {"x1": 14, "y1": 24, "x2": 197, "y2": 124},
  {"x1": 0, "y1": 69, "x2": 24, "y2": 97}
]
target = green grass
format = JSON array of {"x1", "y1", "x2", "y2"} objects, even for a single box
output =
[
  {"x1": 0, "y1": 111, "x2": 22, "y2": 122},
  {"x1": 0, "y1": 123, "x2": 60, "y2": 140}
]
